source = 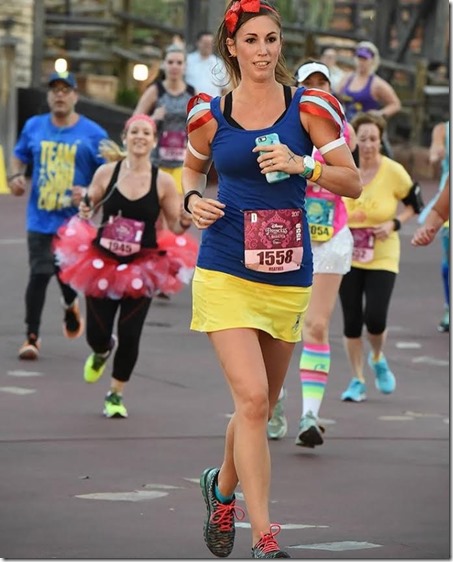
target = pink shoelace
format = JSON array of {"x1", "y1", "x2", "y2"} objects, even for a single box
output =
[
  {"x1": 210, "y1": 500, "x2": 245, "y2": 531},
  {"x1": 255, "y1": 523, "x2": 283, "y2": 553}
]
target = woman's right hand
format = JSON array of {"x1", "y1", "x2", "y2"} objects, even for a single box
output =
[{"x1": 190, "y1": 196, "x2": 225, "y2": 230}]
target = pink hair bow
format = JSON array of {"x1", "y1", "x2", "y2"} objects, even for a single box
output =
[{"x1": 225, "y1": 0, "x2": 274, "y2": 36}]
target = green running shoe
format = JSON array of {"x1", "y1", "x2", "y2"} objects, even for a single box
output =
[
  {"x1": 83, "y1": 336, "x2": 117, "y2": 383},
  {"x1": 103, "y1": 392, "x2": 128, "y2": 418}
]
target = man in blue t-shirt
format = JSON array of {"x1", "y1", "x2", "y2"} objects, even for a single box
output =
[{"x1": 8, "y1": 71, "x2": 107, "y2": 360}]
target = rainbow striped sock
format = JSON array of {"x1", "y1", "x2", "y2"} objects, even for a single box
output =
[{"x1": 299, "y1": 343, "x2": 330, "y2": 418}]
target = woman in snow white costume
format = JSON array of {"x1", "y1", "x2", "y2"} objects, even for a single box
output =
[{"x1": 54, "y1": 114, "x2": 197, "y2": 418}]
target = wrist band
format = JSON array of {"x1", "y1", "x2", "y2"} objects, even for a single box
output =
[
  {"x1": 309, "y1": 161, "x2": 323, "y2": 183},
  {"x1": 392, "y1": 218, "x2": 401, "y2": 232},
  {"x1": 183, "y1": 190, "x2": 202, "y2": 214}
]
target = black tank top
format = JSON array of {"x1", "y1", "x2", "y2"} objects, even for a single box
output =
[{"x1": 96, "y1": 160, "x2": 160, "y2": 255}]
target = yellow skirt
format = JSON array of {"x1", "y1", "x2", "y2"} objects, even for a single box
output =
[{"x1": 191, "y1": 267, "x2": 312, "y2": 342}]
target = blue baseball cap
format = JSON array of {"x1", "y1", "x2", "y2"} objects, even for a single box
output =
[{"x1": 48, "y1": 71, "x2": 77, "y2": 89}]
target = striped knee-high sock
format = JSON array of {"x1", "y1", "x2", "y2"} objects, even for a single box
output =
[{"x1": 299, "y1": 343, "x2": 331, "y2": 418}]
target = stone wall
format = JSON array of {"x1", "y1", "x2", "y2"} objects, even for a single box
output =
[{"x1": 0, "y1": 0, "x2": 34, "y2": 87}]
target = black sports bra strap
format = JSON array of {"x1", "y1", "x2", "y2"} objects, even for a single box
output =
[
  {"x1": 224, "y1": 91, "x2": 233, "y2": 120},
  {"x1": 283, "y1": 85, "x2": 292, "y2": 108},
  {"x1": 106, "y1": 160, "x2": 122, "y2": 192}
]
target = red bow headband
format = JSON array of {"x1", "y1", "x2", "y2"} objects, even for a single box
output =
[{"x1": 225, "y1": 0, "x2": 277, "y2": 36}]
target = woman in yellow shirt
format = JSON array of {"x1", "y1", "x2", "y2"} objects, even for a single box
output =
[{"x1": 339, "y1": 112, "x2": 423, "y2": 402}]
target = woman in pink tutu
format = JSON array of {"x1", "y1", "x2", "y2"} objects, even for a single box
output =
[{"x1": 54, "y1": 114, "x2": 197, "y2": 418}]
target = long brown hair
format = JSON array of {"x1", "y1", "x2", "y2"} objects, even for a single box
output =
[{"x1": 216, "y1": 0, "x2": 294, "y2": 88}]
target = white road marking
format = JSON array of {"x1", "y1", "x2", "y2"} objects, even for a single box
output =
[
  {"x1": 0, "y1": 238, "x2": 25, "y2": 245},
  {"x1": 404, "y1": 411, "x2": 443, "y2": 418},
  {"x1": 319, "y1": 418, "x2": 336, "y2": 425},
  {"x1": 289, "y1": 541, "x2": 381, "y2": 551},
  {"x1": 412, "y1": 356, "x2": 449, "y2": 367},
  {"x1": 379, "y1": 415, "x2": 414, "y2": 421},
  {"x1": 143, "y1": 483, "x2": 181, "y2": 489},
  {"x1": 395, "y1": 341, "x2": 421, "y2": 349},
  {"x1": 7, "y1": 370, "x2": 43, "y2": 377},
  {"x1": 0, "y1": 386, "x2": 36, "y2": 395},
  {"x1": 75, "y1": 490, "x2": 168, "y2": 501},
  {"x1": 236, "y1": 522, "x2": 329, "y2": 530}
]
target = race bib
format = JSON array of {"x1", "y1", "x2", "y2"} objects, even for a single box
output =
[
  {"x1": 244, "y1": 209, "x2": 303, "y2": 273},
  {"x1": 100, "y1": 215, "x2": 145, "y2": 257},
  {"x1": 351, "y1": 227, "x2": 375, "y2": 263},
  {"x1": 158, "y1": 130, "x2": 186, "y2": 161},
  {"x1": 306, "y1": 197, "x2": 335, "y2": 242}
]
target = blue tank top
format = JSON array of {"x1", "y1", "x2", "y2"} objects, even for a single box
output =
[
  {"x1": 197, "y1": 87, "x2": 314, "y2": 287},
  {"x1": 340, "y1": 74, "x2": 380, "y2": 121}
]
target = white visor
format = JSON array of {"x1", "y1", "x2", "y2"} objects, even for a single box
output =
[{"x1": 297, "y1": 62, "x2": 330, "y2": 84}]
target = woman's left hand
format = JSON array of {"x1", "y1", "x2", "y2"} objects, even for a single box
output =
[
  {"x1": 373, "y1": 221, "x2": 394, "y2": 240},
  {"x1": 252, "y1": 144, "x2": 302, "y2": 176}
]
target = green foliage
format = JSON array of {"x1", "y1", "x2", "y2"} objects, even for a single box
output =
[
  {"x1": 131, "y1": 0, "x2": 183, "y2": 24},
  {"x1": 116, "y1": 87, "x2": 140, "y2": 109}
]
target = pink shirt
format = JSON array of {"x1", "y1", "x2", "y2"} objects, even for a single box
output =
[{"x1": 306, "y1": 125, "x2": 351, "y2": 235}]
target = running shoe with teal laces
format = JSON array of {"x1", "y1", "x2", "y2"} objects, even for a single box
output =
[
  {"x1": 294, "y1": 411, "x2": 325, "y2": 448},
  {"x1": 368, "y1": 352, "x2": 396, "y2": 394},
  {"x1": 200, "y1": 467, "x2": 244, "y2": 558},
  {"x1": 84, "y1": 336, "x2": 117, "y2": 383},
  {"x1": 251, "y1": 524, "x2": 290, "y2": 558},
  {"x1": 103, "y1": 392, "x2": 128, "y2": 418},
  {"x1": 267, "y1": 390, "x2": 288, "y2": 440},
  {"x1": 341, "y1": 378, "x2": 367, "y2": 402}
]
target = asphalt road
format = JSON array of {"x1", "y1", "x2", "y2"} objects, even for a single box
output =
[{"x1": 0, "y1": 181, "x2": 449, "y2": 560}]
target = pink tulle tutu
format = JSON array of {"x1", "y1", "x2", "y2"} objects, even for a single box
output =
[{"x1": 54, "y1": 216, "x2": 198, "y2": 299}]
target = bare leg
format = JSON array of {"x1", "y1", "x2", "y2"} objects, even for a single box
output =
[
  {"x1": 343, "y1": 336, "x2": 365, "y2": 383},
  {"x1": 367, "y1": 330, "x2": 387, "y2": 361},
  {"x1": 302, "y1": 273, "x2": 342, "y2": 345},
  {"x1": 209, "y1": 328, "x2": 295, "y2": 546}
]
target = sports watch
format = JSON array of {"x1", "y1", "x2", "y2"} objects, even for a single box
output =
[{"x1": 300, "y1": 155, "x2": 316, "y2": 179}]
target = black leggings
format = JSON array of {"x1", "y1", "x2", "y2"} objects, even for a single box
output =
[
  {"x1": 25, "y1": 271, "x2": 77, "y2": 336},
  {"x1": 86, "y1": 296, "x2": 152, "y2": 383},
  {"x1": 339, "y1": 267, "x2": 396, "y2": 338}
]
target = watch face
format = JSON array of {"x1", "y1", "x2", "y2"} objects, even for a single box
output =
[{"x1": 304, "y1": 156, "x2": 315, "y2": 171}]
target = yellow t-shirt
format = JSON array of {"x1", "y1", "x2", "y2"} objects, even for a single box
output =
[{"x1": 344, "y1": 157, "x2": 412, "y2": 273}]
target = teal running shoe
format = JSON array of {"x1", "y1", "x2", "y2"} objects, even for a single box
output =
[
  {"x1": 267, "y1": 390, "x2": 288, "y2": 440},
  {"x1": 368, "y1": 353, "x2": 396, "y2": 394},
  {"x1": 341, "y1": 378, "x2": 367, "y2": 402},
  {"x1": 295, "y1": 411, "x2": 325, "y2": 448}
]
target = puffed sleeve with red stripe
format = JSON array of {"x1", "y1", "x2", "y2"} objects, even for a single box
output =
[
  {"x1": 299, "y1": 88, "x2": 346, "y2": 137},
  {"x1": 186, "y1": 93, "x2": 214, "y2": 133}
]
